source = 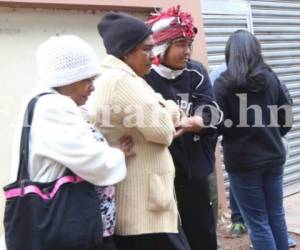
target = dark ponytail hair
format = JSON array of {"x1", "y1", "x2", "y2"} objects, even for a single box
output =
[{"x1": 224, "y1": 30, "x2": 270, "y2": 93}]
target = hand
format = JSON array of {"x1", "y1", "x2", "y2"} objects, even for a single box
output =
[
  {"x1": 117, "y1": 135, "x2": 135, "y2": 158},
  {"x1": 175, "y1": 116, "x2": 204, "y2": 136},
  {"x1": 174, "y1": 127, "x2": 186, "y2": 138}
]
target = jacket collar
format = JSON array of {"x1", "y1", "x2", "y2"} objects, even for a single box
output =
[
  {"x1": 101, "y1": 55, "x2": 138, "y2": 77},
  {"x1": 152, "y1": 64, "x2": 184, "y2": 80}
]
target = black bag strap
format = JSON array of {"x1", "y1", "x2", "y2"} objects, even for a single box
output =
[{"x1": 17, "y1": 93, "x2": 52, "y2": 181}]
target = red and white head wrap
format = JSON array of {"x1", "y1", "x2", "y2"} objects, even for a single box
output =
[{"x1": 147, "y1": 5, "x2": 197, "y2": 65}]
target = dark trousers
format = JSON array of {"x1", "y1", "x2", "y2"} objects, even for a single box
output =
[
  {"x1": 114, "y1": 227, "x2": 191, "y2": 250},
  {"x1": 88, "y1": 236, "x2": 118, "y2": 250},
  {"x1": 229, "y1": 186, "x2": 244, "y2": 224},
  {"x1": 175, "y1": 179, "x2": 217, "y2": 250},
  {"x1": 229, "y1": 166, "x2": 288, "y2": 250}
]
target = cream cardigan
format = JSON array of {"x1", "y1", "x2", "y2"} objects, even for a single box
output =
[{"x1": 88, "y1": 55, "x2": 181, "y2": 235}]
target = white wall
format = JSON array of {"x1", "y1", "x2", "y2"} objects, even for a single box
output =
[
  {"x1": 0, "y1": 6, "x2": 146, "y2": 234},
  {"x1": 201, "y1": 0, "x2": 249, "y2": 15}
]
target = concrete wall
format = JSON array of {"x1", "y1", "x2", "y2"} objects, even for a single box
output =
[
  {"x1": 0, "y1": 0, "x2": 207, "y2": 63},
  {"x1": 0, "y1": 0, "x2": 207, "y2": 235},
  {"x1": 202, "y1": 0, "x2": 249, "y2": 15},
  {"x1": 0, "y1": 6, "x2": 125, "y2": 234}
]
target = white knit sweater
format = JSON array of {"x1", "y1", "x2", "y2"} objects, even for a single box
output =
[{"x1": 88, "y1": 55, "x2": 181, "y2": 235}]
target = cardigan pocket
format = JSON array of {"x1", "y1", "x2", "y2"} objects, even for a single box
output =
[{"x1": 148, "y1": 172, "x2": 174, "y2": 212}]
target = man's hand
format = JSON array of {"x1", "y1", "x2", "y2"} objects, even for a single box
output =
[{"x1": 174, "y1": 115, "x2": 204, "y2": 138}]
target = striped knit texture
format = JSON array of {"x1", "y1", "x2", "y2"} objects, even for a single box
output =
[{"x1": 89, "y1": 55, "x2": 180, "y2": 235}]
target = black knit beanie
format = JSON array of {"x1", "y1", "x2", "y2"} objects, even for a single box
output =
[{"x1": 98, "y1": 12, "x2": 153, "y2": 58}]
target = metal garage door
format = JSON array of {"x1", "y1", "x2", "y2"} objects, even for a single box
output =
[
  {"x1": 204, "y1": 14, "x2": 250, "y2": 69},
  {"x1": 251, "y1": 0, "x2": 300, "y2": 195},
  {"x1": 203, "y1": 13, "x2": 251, "y2": 194}
]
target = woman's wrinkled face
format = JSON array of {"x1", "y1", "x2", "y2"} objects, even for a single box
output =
[
  {"x1": 67, "y1": 77, "x2": 96, "y2": 106},
  {"x1": 161, "y1": 37, "x2": 193, "y2": 70},
  {"x1": 124, "y1": 35, "x2": 154, "y2": 77}
]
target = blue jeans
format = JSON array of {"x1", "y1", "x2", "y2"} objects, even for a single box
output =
[
  {"x1": 229, "y1": 166, "x2": 288, "y2": 250},
  {"x1": 229, "y1": 187, "x2": 244, "y2": 224}
]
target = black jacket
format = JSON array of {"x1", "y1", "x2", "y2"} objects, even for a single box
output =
[
  {"x1": 213, "y1": 67, "x2": 293, "y2": 173},
  {"x1": 144, "y1": 60, "x2": 221, "y2": 184}
]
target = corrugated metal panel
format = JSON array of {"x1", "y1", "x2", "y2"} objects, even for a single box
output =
[
  {"x1": 203, "y1": 14, "x2": 250, "y2": 196},
  {"x1": 251, "y1": 0, "x2": 300, "y2": 196},
  {"x1": 203, "y1": 14, "x2": 249, "y2": 69}
]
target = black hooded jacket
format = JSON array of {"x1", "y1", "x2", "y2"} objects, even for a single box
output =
[
  {"x1": 213, "y1": 67, "x2": 293, "y2": 173},
  {"x1": 144, "y1": 60, "x2": 221, "y2": 184}
]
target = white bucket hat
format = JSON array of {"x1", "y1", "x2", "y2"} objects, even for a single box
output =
[{"x1": 36, "y1": 35, "x2": 100, "y2": 88}]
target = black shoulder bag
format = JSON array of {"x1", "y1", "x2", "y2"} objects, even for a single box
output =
[{"x1": 3, "y1": 94, "x2": 102, "y2": 250}]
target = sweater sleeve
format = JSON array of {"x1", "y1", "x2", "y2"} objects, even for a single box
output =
[
  {"x1": 213, "y1": 78, "x2": 228, "y2": 135},
  {"x1": 115, "y1": 76, "x2": 177, "y2": 146},
  {"x1": 30, "y1": 95, "x2": 127, "y2": 186},
  {"x1": 276, "y1": 79, "x2": 293, "y2": 136},
  {"x1": 190, "y1": 62, "x2": 223, "y2": 134}
]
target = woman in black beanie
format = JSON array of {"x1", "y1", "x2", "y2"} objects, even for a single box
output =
[{"x1": 88, "y1": 12, "x2": 191, "y2": 250}]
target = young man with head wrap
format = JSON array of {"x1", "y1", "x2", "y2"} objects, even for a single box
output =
[{"x1": 144, "y1": 6, "x2": 222, "y2": 250}]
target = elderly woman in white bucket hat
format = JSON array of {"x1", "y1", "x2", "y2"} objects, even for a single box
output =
[{"x1": 6, "y1": 35, "x2": 133, "y2": 250}]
